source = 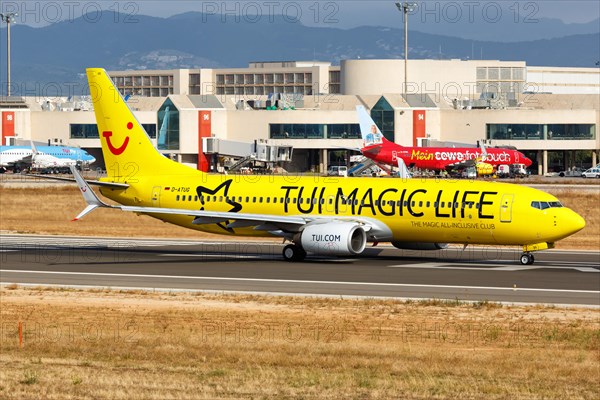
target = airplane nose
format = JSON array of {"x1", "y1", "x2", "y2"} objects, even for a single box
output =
[
  {"x1": 523, "y1": 155, "x2": 533, "y2": 167},
  {"x1": 565, "y1": 210, "x2": 586, "y2": 236}
]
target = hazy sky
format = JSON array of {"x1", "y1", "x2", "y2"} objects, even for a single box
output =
[{"x1": 2, "y1": 1, "x2": 599, "y2": 27}]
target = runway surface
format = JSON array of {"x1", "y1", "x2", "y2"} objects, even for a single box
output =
[{"x1": 1, "y1": 235, "x2": 599, "y2": 306}]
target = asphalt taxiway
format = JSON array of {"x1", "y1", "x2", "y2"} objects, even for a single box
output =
[{"x1": 1, "y1": 235, "x2": 598, "y2": 306}]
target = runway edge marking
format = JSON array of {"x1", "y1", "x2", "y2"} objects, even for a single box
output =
[{"x1": 1, "y1": 269, "x2": 598, "y2": 294}]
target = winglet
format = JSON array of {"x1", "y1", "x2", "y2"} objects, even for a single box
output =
[
  {"x1": 70, "y1": 165, "x2": 111, "y2": 220},
  {"x1": 397, "y1": 157, "x2": 412, "y2": 179},
  {"x1": 30, "y1": 140, "x2": 39, "y2": 155},
  {"x1": 479, "y1": 140, "x2": 488, "y2": 161}
]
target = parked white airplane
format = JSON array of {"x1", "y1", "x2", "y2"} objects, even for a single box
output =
[{"x1": 0, "y1": 143, "x2": 95, "y2": 173}]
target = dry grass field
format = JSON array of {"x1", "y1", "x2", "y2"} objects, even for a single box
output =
[
  {"x1": 0, "y1": 287, "x2": 599, "y2": 400},
  {"x1": 0, "y1": 184, "x2": 598, "y2": 249}
]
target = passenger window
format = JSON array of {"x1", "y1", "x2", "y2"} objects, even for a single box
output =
[
  {"x1": 188, "y1": 196, "x2": 192, "y2": 201},
  {"x1": 266, "y1": 198, "x2": 270, "y2": 203},
  {"x1": 176, "y1": 195, "x2": 180, "y2": 201},
  {"x1": 245, "y1": 197, "x2": 249, "y2": 203},
  {"x1": 194, "y1": 196, "x2": 198, "y2": 202},
  {"x1": 419, "y1": 201, "x2": 423, "y2": 207},
  {"x1": 299, "y1": 198, "x2": 303, "y2": 204}
]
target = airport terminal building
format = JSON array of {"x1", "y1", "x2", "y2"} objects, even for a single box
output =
[{"x1": 1, "y1": 59, "x2": 598, "y2": 175}]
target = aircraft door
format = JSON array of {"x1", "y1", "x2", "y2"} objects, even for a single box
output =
[
  {"x1": 152, "y1": 186, "x2": 161, "y2": 207},
  {"x1": 499, "y1": 194, "x2": 514, "y2": 223}
]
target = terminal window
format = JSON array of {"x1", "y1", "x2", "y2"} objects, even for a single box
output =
[
  {"x1": 269, "y1": 123, "x2": 360, "y2": 139},
  {"x1": 70, "y1": 124, "x2": 157, "y2": 139},
  {"x1": 487, "y1": 124, "x2": 595, "y2": 140}
]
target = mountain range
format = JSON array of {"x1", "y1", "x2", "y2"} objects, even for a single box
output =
[{"x1": 1, "y1": 11, "x2": 598, "y2": 96}]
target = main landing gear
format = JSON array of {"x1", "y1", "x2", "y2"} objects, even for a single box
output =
[
  {"x1": 520, "y1": 253, "x2": 535, "y2": 265},
  {"x1": 282, "y1": 244, "x2": 307, "y2": 262}
]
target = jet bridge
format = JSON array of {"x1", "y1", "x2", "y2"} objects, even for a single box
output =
[{"x1": 202, "y1": 138, "x2": 293, "y2": 172}]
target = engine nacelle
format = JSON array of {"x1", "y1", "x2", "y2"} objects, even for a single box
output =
[
  {"x1": 391, "y1": 241, "x2": 448, "y2": 251},
  {"x1": 301, "y1": 222, "x2": 367, "y2": 256}
]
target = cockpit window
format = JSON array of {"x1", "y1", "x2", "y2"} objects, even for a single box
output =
[{"x1": 531, "y1": 200, "x2": 563, "y2": 210}]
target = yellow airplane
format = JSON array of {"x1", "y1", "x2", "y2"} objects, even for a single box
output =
[{"x1": 72, "y1": 68, "x2": 586, "y2": 266}]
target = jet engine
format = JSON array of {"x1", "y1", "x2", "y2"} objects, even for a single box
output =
[
  {"x1": 391, "y1": 242, "x2": 448, "y2": 251},
  {"x1": 300, "y1": 222, "x2": 367, "y2": 256}
]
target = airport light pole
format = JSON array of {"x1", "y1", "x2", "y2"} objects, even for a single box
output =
[
  {"x1": 0, "y1": 12, "x2": 18, "y2": 96},
  {"x1": 395, "y1": 2, "x2": 417, "y2": 95}
]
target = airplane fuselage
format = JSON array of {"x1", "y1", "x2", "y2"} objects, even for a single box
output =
[
  {"x1": 0, "y1": 145, "x2": 95, "y2": 169},
  {"x1": 100, "y1": 172, "x2": 580, "y2": 247},
  {"x1": 363, "y1": 143, "x2": 530, "y2": 171}
]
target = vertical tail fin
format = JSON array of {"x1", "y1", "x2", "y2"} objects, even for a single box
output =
[
  {"x1": 86, "y1": 68, "x2": 190, "y2": 179},
  {"x1": 356, "y1": 105, "x2": 389, "y2": 147},
  {"x1": 158, "y1": 106, "x2": 170, "y2": 148}
]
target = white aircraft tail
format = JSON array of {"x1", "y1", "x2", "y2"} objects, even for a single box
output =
[{"x1": 356, "y1": 106, "x2": 385, "y2": 147}]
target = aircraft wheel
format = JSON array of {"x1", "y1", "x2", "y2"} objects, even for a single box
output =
[
  {"x1": 520, "y1": 253, "x2": 534, "y2": 265},
  {"x1": 283, "y1": 244, "x2": 306, "y2": 262}
]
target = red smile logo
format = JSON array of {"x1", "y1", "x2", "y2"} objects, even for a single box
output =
[{"x1": 103, "y1": 126, "x2": 131, "y2": 156}]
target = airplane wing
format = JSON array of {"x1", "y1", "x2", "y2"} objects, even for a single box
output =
[
  {"x1": 443, "y1": 159, "x2": 477, "y2": 170},
  {"x1": 4, "y1": 153, "x2": 34, "y2": 167},
  {"x1": 22, "y1": 173, "x2": 130, "y2": 189},
  {"x1": 69, "y1": 166, "x2": 383, "y2": 237},
  {"x1": 443, "y1": 141, "x2": 488, "y2": 171}
]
